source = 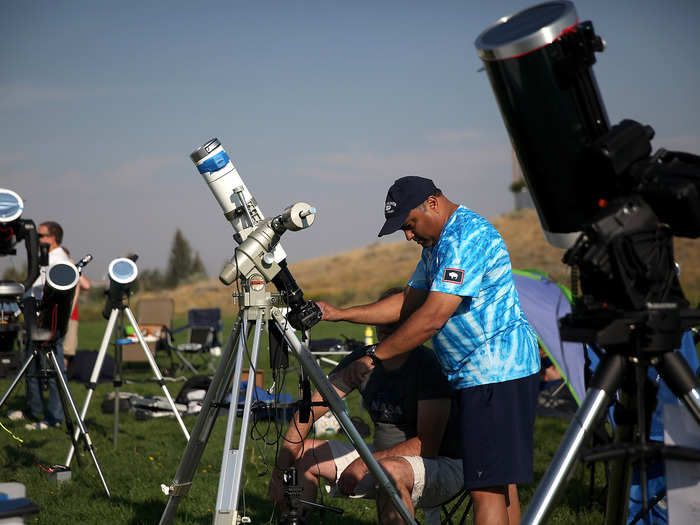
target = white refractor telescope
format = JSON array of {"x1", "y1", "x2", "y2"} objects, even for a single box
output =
[{"x1": 190, "y1": 138, "x2": 321, "y2": 330}]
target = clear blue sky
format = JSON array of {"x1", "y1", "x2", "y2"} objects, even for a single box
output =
[{"x1": 2, "y1": 0, "x2": 699, "y2": 281}]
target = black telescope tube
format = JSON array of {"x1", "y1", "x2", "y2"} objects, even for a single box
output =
[{"x1": 475, "y1": 1, "x2": 611, "y2": 247}]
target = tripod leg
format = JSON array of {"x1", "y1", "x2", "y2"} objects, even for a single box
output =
[
  {"x1": 270, "y1": 308, "x2": 418, "y2": 525},
  {"x1": 159, "y1": 316, "x2": 244, "y2": 525},
  {"x1": 214, "y1": 317, "x2": 261, "y2": 524},
  {"x1": 655, "y1": 351, "x2": 700, "y2": 424},
  {"x1": 65, "y1": 307, "x2": 119, "y2": 466},
  {"x1": 46, "y1": 349, "x2": 111, "y2": 498},
  {"x1": 0, "y1": 350, "x2": 37, "y2": 411},
  {"x1": 522, "y1": 353, "x2": 627, "y2": 525},
  {"x1": 123, "y1": 307, "x2": 190, "y2": 441}
]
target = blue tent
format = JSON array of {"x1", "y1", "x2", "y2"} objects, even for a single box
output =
[{"x1": 513, "y1": 269, "x2": 587, "y2": 405}]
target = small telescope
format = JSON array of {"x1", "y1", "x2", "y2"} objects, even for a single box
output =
[
  {"x1": 36, "y1": 261, "x2": 80, "y2": 340},
  {"x1": 102, "y1": 257, "x2": 138, "y2": 319}
]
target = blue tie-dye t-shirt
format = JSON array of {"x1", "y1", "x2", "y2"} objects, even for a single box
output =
[{"x1": 407, "y1": 206, "x2": 540, "y2": 388}]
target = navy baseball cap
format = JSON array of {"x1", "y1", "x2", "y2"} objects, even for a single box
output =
[{"x1": 378, "y1": 176, "x2": 438, "y2": 237}]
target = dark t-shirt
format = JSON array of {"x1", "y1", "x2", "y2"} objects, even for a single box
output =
[{"x1": 331, "y1": 346, "x2": 461, "y2": 459}]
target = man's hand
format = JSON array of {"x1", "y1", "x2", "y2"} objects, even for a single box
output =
[
  {"x1": 337, "y1": 457, "x2": 369, "y2": 495},
  {"x1": 331, "y1": 355, "x2": 374, "y2": 390},
  {"x1": 315, "y1": 300, "x2": 344, "y2": 322}
]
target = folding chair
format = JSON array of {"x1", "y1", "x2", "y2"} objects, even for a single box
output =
[
  {"x1": 121, "y1": 297, "x2": 175, "y2": 370},
  {"x1": 168, "y1": 308, "x2": 222, "y2": 375}
]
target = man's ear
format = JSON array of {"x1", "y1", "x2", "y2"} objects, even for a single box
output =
[{"x1": 426, "y1": 195, "x2": 439, "y2": 210}]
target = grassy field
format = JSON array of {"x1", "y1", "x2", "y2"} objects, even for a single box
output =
[{"x1": 0, "y1": 314, "x2": 613, "y2": 525}]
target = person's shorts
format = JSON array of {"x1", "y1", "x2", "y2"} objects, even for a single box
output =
[
  {"x1": 456, "y1": 372, "x2": 540, "y2": 490},
  {"x1": 325, "y1": 440, "x2": 463, "y2": 508}
]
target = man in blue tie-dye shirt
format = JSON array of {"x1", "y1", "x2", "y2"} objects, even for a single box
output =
[{"x1": 317, "y1": 176, "x2": 540, "y2": 525}]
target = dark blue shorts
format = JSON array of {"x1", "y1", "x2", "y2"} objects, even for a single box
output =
[{"x1": 456, "y1": 372, "x2": 539, "y2": 490}]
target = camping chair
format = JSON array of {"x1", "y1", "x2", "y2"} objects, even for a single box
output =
[
  {"x1": 168, "y1": 308, "x2": 222, "y2": 375},
  {"x1": 434, "y1": 489, "x2": 472, "y2": 525},
  {"x1": 121, "y1": 297, "x2": 175, "y2": 371}
]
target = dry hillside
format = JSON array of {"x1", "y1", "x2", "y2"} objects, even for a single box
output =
[{"x1": 138, "y1": 208, "x2": 700, "y2": 315}]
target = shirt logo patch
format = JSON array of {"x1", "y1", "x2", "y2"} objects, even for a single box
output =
[{"x1": 442, "y1": 268, "x2": 464, "y2": 284}]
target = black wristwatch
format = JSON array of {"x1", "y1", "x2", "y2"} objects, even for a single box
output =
[{"x1": 365, "y1": 344, "x2": 381, "y2": 366}]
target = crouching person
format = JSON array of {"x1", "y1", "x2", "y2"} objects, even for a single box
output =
[{"x1": 268, "y1": 288, "x2": 463, "y2": 524}]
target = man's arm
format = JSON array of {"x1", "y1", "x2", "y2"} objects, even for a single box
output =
[
  {"x1": 337, "y1": 398, "x2": 452, "y2": 494},
  {"x1": 375, "y1": 290, "x2": 462, "y2": 361},
  {"x1": 316, "y1": 287, "x2": 407, "y2": 325}
]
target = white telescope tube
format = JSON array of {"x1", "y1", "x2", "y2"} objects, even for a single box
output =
[{"x1": 190, "y1": 138, "x2": 287, "y2": 263}]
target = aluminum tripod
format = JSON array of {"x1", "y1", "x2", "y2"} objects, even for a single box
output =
[
  {"x1": 523, "y1": 350, "x2": 700, "y2": 524},
  {"x1": 0, "y1": 337, "x2": 111, "y2": 497},
  {"x1": 158, "y1": 282, "x2": 417, "y2": 525},
  {"x1": 65, "y1": 304, "x2": 190, "y2": 467}
]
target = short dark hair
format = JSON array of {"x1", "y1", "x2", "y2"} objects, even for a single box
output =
[{"x1": 41, "y1": 221, "x2": 63, "y2": 245}]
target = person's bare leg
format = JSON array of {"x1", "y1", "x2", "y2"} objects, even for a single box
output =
[
  {"x1": 506, "y1": 483, "x2": 521, "y2": 524},
  {"x1": 375, "y1": 457, "x2": 415, "y2": 525},
  {"x1": 294, "y1": 440, "x2": 337, "y2": 514},
  {"x1": 471, "y1": 486, "x2": 508, "y2": 525}
]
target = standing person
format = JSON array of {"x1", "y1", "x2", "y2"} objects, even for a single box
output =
[
  {"x1": 8, "y1": 221, "x2": 79, "y2": 429},
  {"x1": 61, "y1": 247, "x2": 91, "y2": 370},
  {"x1": 269, "y1": 287, "x2": 463, "y2": 525},
  {"x1": 317, "y1": 176, "x2": 540, "y2": 525}
]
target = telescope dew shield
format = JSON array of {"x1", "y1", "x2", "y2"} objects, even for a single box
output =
[
  {"x1": 108, "y1": 257, "x2": 138, "y2": 289},
  {"x1": 0, "y1": 189, "x2": 24, "y2": 223},
  {"x1": 475, "y1": 1, "x2": 610, "y2": 248},
  {"x1": 38, "y1": 261, "x2": 79, "y2": 339},
  {"x1": 190, "y1": 138, "x2": 287, "y2": 263}
]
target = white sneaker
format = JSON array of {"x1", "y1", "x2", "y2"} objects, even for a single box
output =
[
  {"x1": 24, "y1": 421, "x2": 49, "y2": 430},
  {"x1": 7, "y1": 410, "x2": 25, "y2": 421},
  {"x1": 24, "y1": 421, "x2": 60, "y2": 430}
]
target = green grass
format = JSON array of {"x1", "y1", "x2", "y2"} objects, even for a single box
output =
[{"x1": 0, "y1": 316, "x2": 606, "y2": 524}]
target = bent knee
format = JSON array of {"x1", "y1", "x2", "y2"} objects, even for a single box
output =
[{"x1": 378, "y1": 457, "x2": 414, "y2": 491}]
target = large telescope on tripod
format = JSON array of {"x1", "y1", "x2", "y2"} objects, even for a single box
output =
[
  {"x1": 476, "y1": 1, "x2": 700, "y2": 523},
  {"x1": 159, "y1": 140, "x2": 417, "y2": 525}
]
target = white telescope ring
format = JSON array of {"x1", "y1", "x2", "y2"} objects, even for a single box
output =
[
  {"x1": 0, "y1": 188, "x2": 24, "y2": 223},
  {"x1": 108, "y1": 258, "x2": 138, "y2": 284},
  {"x1": 46, "y1": 262, "x2": 79, "y2": 291}
]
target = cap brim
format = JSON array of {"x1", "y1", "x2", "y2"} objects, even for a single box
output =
[{"x1": 377, "y1": 212, "x2": 409, "y2": 237}]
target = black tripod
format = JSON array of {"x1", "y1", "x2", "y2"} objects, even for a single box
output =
[
  {"x1": 0, "y1": 331, "x2": 111, "y2": 497},
  {"x1": 278, "y1": 467, "x2": 343, "y2": 525}
]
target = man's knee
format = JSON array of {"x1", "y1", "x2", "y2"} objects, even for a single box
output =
[
  {"x1": 378, "y1": 457, "x2": 414, "y2": 494},
  {"x1": 471, "y1": 486, "x2": 508, "y2": 505}
]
